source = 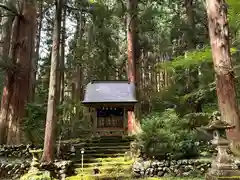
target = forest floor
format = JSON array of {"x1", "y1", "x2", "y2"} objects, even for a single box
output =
[{"x1": 66, "y1": 176, "x2": 204, "y2": 180}]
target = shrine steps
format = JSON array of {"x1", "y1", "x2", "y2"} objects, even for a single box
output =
[
  {"x1": 73, "y1": 136, "x2": 132, "y2": 162},
  {"x1": 72, "y1": 157, "x2": 133, "y2": 179},
  {"x1": 85, "y1": 136, "x2": 132, "y2": 144},
  {"x1": 80, "y1": 159, "x2": 133, "y2": 168},
  {"x1": 72, "y1": 136, "x2": 133, "y2": 179}
]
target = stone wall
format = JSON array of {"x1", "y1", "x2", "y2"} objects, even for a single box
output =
[
  {"x1": 0, "y1": 144, "x2": 74, "y2": 159},
  {"x1": 0, "y1": 144, "x2": 75, "y2": 179},
  {"x1": 132, "y1": 158, "x2": 211, "y2": 178},
  {"x1": 0, "y1": 159, "x2": 75, "y2": 180},
  {"x1": 0, "y1": 160, "x2": 30, "y2": 179},
  {"x1": 0, "y1": 144, "x2": 38, "y2": 158}
]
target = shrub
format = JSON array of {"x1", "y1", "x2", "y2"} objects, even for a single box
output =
[{"x1": 137, "y1": 109, "x2": 200, "y2": 160}]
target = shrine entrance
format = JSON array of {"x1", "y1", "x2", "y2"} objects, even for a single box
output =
[
  {"x1": 86, "y1": 105, "x2": 128, "y2": 136},
  {"x1": 97, "y1": 107, "x2": 124, "y2": 129},
  {"x1": 82, "y1": 80, "x2": 137, "y2": 137}
]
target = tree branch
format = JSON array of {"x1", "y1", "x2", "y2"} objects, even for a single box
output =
[{"x1": 0, "y1": 3, "x2": 18, "y2": 15}]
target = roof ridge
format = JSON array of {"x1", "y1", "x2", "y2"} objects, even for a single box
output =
[{"x1": 90, "y1": 80, "x2": 130, "y2": 84}]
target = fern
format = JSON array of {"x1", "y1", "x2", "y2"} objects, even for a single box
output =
[{"x1": 137, "y1": 109, "x2": 201, "y2": 160}]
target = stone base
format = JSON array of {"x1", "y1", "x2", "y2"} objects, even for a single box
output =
[{"x1": 206, "y1": 169, "x2": 240, "y2": 180}]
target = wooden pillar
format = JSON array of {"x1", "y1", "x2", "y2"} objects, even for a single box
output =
[
  {"x1": 87, "y1": 107, "x2": 92, "y2": 132},
  {"x1": 92, "y1": 108, "x2": 97, "y2": 136},
  {"x1": 124, "y1": 108, "x2": 128, "y2": 135}
]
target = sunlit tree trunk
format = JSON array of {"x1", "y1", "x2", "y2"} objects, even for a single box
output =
[
  {"x1": 205, "y1": 0, "x2": 240, "y2": 143},
  {"x1": 127, "y1": 0, "x2": 140, "y2": 135},
  {"x1": 42, "y1": 0, "x2": 62, "y2": 163}
]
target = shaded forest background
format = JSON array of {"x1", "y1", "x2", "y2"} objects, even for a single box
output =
[{"x1": 1, "y1": 0, "x2": 240, "y2": 161}]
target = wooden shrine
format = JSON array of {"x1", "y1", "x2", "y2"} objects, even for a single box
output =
[{"x1": 82, "y1": 80, "x2": 137, "y2": 136}]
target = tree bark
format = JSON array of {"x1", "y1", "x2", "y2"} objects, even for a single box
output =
[
  {"x1": 127, "y1": 0, "x2": 140, "y2": 135},
  {"x1": 59, "y1": 0, "x2": 66, "y2": 104},
  {"x1": 185, "y1": 0, "x2": 195, "y2": 49},
  {"x1": 7, "y1": 0, "x2": 37, "y2": 144},
  {"x1": 42, "y1": 0, "x2": 62, "y2": 163},
  {"x1": 32, "y1": 0, "x2": 43, "y2": 101},
  {"x1": 71, "y1": 11, "x2": 85, "y2": 137},
  {"x1": 205, "y1": 0, "x2": 240, "y2": 141},
  {"x1": 0, "y1": 0, "x2": 36, "y2": 144},
  {"x1": 0, "y1": 2, "x2": 14, "y2": 144}
]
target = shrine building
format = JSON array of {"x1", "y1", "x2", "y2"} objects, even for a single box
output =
[{"x1": 82, "y1": 80, "x2": 137, "y2": 136}]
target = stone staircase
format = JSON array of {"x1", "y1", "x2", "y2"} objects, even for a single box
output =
[{"x1": 70, "y1": 136, "x2": 133, "y2": 179}]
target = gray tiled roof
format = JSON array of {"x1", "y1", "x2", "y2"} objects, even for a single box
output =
[{"x1": 82, "y1": 80, "x2": 137, "y2": 103}]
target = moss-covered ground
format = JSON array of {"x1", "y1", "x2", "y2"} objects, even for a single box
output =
[
  {"x1": 66, "y1": 176, "x2": 204, "y2": 180},
  {"x1": 66, "y1": 136, "x2": 204, "y2": 180},
  {"x1": 67, "y1": 155, "x2": 204, "y2": 180}
]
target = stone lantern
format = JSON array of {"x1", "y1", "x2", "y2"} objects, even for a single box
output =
[{"x1": 202, "y1": 115, "x2": 240, "y2": 179}]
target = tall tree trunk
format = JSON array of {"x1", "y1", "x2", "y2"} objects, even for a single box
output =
[
  {"x1": 0, "y1": 0, "x2": 37, "y2": 144},
  {"x1": 0, "y1": 1, "x2": 15, "y2": 144},
  {"x1": 71, "y1": 11, "x2": 85, "y2": 137},
  {"x1": 185, "y1": 0, "x2": 195, "y2": 49},
  {"x1": 42, "y1": 0, "x2": 62, "y2": 163},
  {"x1": 7, "y1": 0, "x2": 37, "y2": 144},
  {"x1": 127, "y1": 0, "x2": 140, "y2": 135},
  {"x1": 32, "y1": 0, "x2": 43, "y2": 101},
  {"x1": 205, "y1": 0, "x2": 240, "y2": 142},
  {"x1": 59, "y1": 0, "x2": 66, "y2": 104}
]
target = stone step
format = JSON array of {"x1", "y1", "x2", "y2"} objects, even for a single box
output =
[
  {"x1": 95, "y1": 156, "x2": 129, "y2": 161},
  {"x1": 75, "y1": 148, "x2": 128, "y2": 155},
  {"x1": 70, "y1": 136, "x2": 133, "y2": 177},
  {"x1": 85, "y1": 156, "x2": 130, "y2": 163},
  {"x1": 68, "y1": 172, "x2": 131, "y2": 180},
  {"x1": 75, "y1": 159, "x2": 133, "y2": 167},
  {"x1": 77, "y1": 164, "x2": 131, "y2": 173},
  {"x1": 74, "y1": 154, "x2": 127, "y2": 163},
  {"x1": 86, "y1": 139, "x2": 131, "y2": 144},
  {"x1": 81, "y1": 153, "x2": 125, "y2": 158},
  {"x1": 74, "y1": 167, "x2": 132, "y2": 179},
  {"x1": 71, "y1": 152, "x2": 133, "y2": 179},
  {"x1": 86, "y1": 137, "x2": 132, "y2": 144},
  {"x1": 75, "y1": 153, "x2": 125, "y2": 159},
  {"x1": 72, "y1": 141, "x2": 130, "y2": 149},
  {"x1": 84, "y1": 145, "x2": 130, "y2": 150}
]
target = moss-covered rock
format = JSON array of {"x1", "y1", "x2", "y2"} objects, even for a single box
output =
[
  {"x1": 20, "y1": 170, "x2": 53, "y2": 180},
  {"x1": 66, "y1": 175, "x2": 95, "y2": 180}
]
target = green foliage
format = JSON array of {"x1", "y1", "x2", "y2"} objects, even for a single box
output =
[
  {"x1": 26, "y1": 0, "x2": 240, "y2": 148},
  {"x1": 23, "y1": 103, "x2": 46, "y2": 145},
  {"x1": 228, "y1": 0, "x2": 240, "y2": 29},
  {"x1": 137, "y1": 109, "x2": 201, "y2": 160},
  {"x1": 57, "y1": 98, "x2": 92, "y2": 139},
  {"x1": 157, "y1": 47, "x2": 237, "y2": 70}
]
